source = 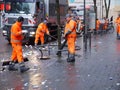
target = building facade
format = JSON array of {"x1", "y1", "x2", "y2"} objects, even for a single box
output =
[
  {"x1": 112, "y1": 0, "x2": 120, "y2": 19},
  {"x1": 68, "y1": 0, "x2": 120, "y2": 20}
]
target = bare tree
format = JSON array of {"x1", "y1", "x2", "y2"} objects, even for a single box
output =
[
  {"x1": 93, "y1": 0, "x2": 97, "y2": 17},
  {"x1": 93, "y1": 0, "x2": 97, "y2": 29},
  {"x1": 104, "y1": 0, "x2": 111, "y2": 18}
]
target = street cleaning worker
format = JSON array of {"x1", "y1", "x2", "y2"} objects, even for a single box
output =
[
  {"x1": 103, "y1": 17, "x2": 109, "y2": 30},
  {"x1": 115, "y1": 14, "x2": 120, "y2": 38},
  {"x1": 96, "y1": 18, "x2": 101, "y2": 30},
  {"x1": 34, "y1": 20, "x2": 50, "y2": 46},
  {"x1": 64, "y1": 14, "x2": 77, "y2": 62},
  {"x1": 9, "y1": 16, "x2": 29, "y2": 73}
]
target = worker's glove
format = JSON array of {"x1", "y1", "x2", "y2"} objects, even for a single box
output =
[
  {"x1": 65, "y1": 30, "x2": 72, "y2": 37},
  {"x1": 47, "y1": 32, "x2": 50, "y2": 35}
]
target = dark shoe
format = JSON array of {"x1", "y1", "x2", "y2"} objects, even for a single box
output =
[
  {"x1": 18, "y1": 63, "x2": 29, "y2": 73},
  {"x1": 56, "y1": 51, "x2": 61, "y2": 56},
  {"x1": 67, "y1": 57, "x2": 75, "y2": 62},
  {"x1": 8, "y1": 62, "x2": 17, "y2": 71},
  {"x1": 67, "y1": 54, "x2": 75, "y2": 62}
]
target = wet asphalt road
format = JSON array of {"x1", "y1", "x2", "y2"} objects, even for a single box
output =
[{"x1": 0, "y1": 30, "x2": 120, "y2": 90}]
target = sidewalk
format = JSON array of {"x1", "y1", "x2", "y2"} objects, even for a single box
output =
[{"x1": 0, "y1": 32, "x2": 120, "y2": 90}]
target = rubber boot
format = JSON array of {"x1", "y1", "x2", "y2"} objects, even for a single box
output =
[
  {"x1": 8, "y1": 61, "x2": 17, "y2": 71},
  {"x1": 117, "y1": 33, "x2": 120, "y2": 39},
  {"x1": 67, "y1": 52, "x2": 70, "y2": 62},
  {"x1": 71, "y1": 54, "x2": 75, "y2": 62},
  {"x1": 18, "y1": 62, "x2": 29, "y2": 73},
  {"x1": 67, "y1": 54, "x2": 75, "y2": 62}
]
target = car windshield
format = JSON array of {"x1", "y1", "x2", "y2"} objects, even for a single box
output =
[{"x1": 5, "y1": 2, "x2": 35, "y2": 14}]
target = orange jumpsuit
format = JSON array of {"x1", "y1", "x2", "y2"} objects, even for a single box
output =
[
  {"x1": 103, "y1": 19, "x2": 109, "y2": 30},
  {"x1": 35, "y1": 23, "x2": 49, "y2": 45},
  {"x1": 10, "y1": 21, "x2": 23, "y2": 63},
  {"x1": 115, "y1": 17, "x2": 120, "y2": 34},
  {"x1": 64, "y1": 19, "x2": 77, "y2": 54},
  {"x1": 96, "y1": 19, "x2": 101, "y2": 30}
]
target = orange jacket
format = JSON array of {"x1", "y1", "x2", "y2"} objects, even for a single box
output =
[
  {"x1": 103, "y1": 19, "x2": 109, "y2": 30},
  {"x1": 115, "y1": 17, "x2": 120, "y2": 33},
  {"x1": 36, "y1": 23, "x2": 49, "y2": 37},
  {"x1": 115, "y1": 17, "x2": 120, "y2": 25},
  {"x1": 96, "y1": 19, "x2": 101, "y2": 30},
  {"x1": 10, "y1": 21, "x2": 23, "y2": 44},
  {"x1": 64, "y1": 19, "x2": 77, "y2": 38}
]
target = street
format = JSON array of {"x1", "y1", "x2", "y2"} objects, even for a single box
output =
[{"x1": 0, "y1": 30, "x2": 120, "y2": 90}]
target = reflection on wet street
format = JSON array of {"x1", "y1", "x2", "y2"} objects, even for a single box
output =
[{"x1": 0, "y1": 30, "x2": 120, "y2": 90}]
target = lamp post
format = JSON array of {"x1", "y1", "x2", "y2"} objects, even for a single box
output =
[
  {"x1": 102, "y1": 0, "x2": 103, "y2": 18},
  {"x1": 83, "y1": 0, "x2": 87, "y2": 51},
  {"x1": 56, "y1": 0, "x2": 61, "y2": 57}
]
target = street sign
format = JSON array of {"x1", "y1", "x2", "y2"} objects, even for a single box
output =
[{"x1": 89, "y1": 13, "x2": 95, "y2": 29}]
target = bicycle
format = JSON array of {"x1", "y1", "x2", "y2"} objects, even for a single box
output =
[{"x1": 106, "y1": 22, "x2": 115, "y2": 33}]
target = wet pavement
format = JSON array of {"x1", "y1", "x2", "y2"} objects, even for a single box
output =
[{"x1": 0, "y1": 30, "x2": 120, "y2": 90}]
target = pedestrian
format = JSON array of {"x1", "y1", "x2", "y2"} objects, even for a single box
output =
[
  {"x1": 110, "y1": 16, "x2": 113, "y2": 22},
  {"x1": 34, "y1": 20, "x2": 50, "y2": 47},
  {"x1": 9, "y1": 16, "x2": 29, "y2": 73},
  {"x1": 115, "y1": 14, "x2": 120, "y2": 38},
  {"x1": 64, "y1": 14, "x2": 77, "y2": 62}
]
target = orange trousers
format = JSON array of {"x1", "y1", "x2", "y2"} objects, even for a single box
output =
[
  {"x1": 35, "y1": 35, "x2": 44, "y2": 45},
  {"x1": 11, "y1": 43, "x2": 23, "y2": 63},
  {"x1": 117, "y1": 25, "x2": 120, "y2": 34},
  {"x1": 103, "y1": 24, "x2": 108, "y2": 30},
  {"x1": 96, "y1": 26, "x2": 99, "y2": 30},
  {"x1": 67, "y1": 37, "x2": 76, "y2": 54}
]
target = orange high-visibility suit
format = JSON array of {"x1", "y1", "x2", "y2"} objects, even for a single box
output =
[
  {"x1": 115, "y1": 17, "x2": 120, "y2": 34},
  {"x1": 103, "y1": 19, "x2": 109, "y2": 30},
  {"x1": 96, "y1": 19, "x2": 101, "y2": 30},
  {"x1": 11, "y1": 21, "x2": 23, "y2": 63},
  {"x1": 64, "y1": 19, "x2": 77, "y2": 54},
  {"x1": 35, "y1": 23, "x2": 49, "y2": 45}
]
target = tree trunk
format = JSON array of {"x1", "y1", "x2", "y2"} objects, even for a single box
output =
[
  {"x1": 104, "y1": 0, "x2": 111, "y2": 18},
  {"x1": 93, "y1": 0, "x2": 97, "y2": 29}
]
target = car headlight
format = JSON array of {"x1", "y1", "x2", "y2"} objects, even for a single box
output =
[
  {"x1": 2, "y1": 30, "x2": 7, "y2": 36},
  {"x1": 29, "y1": 31, "x2": 35, "y2": 37},
  {"x1": 2, "y1": 30, "x2": 7, "y2": 33},
  {"x1": 22, "y1": 30, "x2": 28, "y2": 33},
  {"x1": 30, "y1": 31, "x2": 35, "y2": 35}
]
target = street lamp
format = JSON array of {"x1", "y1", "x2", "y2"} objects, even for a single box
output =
[
  {"x1": 83, "y1": 0, "x2": 87, "y2": 51},
  {"x1": 102, "y1": 0, "x2": 103, "y2": 18}
]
